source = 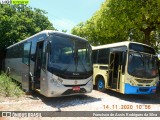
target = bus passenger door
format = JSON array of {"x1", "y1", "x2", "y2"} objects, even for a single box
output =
[
  {"x1": 108, "y1": 52, "x2": 123, "y2": 91},
  {"x1": 108, "y1": 52, "x2": 115, "y2": 88},
  {"x1": 34, "y1": 41, "x2": 44, "y2": 90}
]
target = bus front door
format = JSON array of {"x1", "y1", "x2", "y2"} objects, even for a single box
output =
[
  {"x1": 34, "y1": 41, "x2": 44, "y2": 90},
  {"x1": 108, "y1": 52, "x2": 123, "y2": 91}
]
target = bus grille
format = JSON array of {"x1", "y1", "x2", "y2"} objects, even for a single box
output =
[
  {"x1": 64, "y1": 84, "x2": 86, "y2": 87},
  {"x1": 62, "y1": 88, "x2": 87, "y2": 95},
  {"x1": 135, "y1": 79, "x2": 153, "y2": 83},
  {"x1": 139, "y1": 88, "x2": 149, "y2": 92}
]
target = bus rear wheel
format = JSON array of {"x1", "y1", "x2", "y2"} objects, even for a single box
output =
[{"x1": 97, "y1": 77, "x2": 105, "y2": 92}]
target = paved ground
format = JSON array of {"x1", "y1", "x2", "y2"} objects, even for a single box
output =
[{"x1": 0, "y1": 89, "x2": 160, "y2": 120}]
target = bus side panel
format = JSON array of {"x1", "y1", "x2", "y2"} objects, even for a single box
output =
[
  {"x1": 12, "y1": 58, "x2": 23, "y2": 83},
  {"x1": 5, "y1": 58, "x2": 23, "y2": 83},
  {"x1": 21, "y1": 63, "x2": 30, "y2": 91},
  {"x1": 93, "y1": 64, "x2": 108, "y2": 88},
  {"x1": 120, "y1": 75, "x2": 125, "y2": 94},
  {"x1": 39, "y1": 69, "x2": 50, "y2": 96}
]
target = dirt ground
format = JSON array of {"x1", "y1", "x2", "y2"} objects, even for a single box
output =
[{"x1": 0, "y1": 89, "x2": 160, "y2": 120}]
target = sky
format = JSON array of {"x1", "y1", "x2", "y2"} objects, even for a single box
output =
[{"x1": 28, "y1": 0, "x2": 105, "y2": 33}]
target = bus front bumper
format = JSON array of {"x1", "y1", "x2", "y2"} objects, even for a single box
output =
[
  {"x1": 124, "y1": 83, "x2": 156, "y2": 94},
  {"x1": 44, "y1": 79, "x2": 93, "y2": 97}
]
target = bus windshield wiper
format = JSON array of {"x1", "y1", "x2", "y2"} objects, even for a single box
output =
[{"x1": 134, "y1": 51, "x2": 145, "y2": 63}]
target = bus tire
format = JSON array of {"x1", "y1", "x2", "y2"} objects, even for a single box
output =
[{"x1": 97, "y1": 77, "x2": 106, "y2": 92}]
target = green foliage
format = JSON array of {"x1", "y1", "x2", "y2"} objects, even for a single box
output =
[
  {"x1": 0, "y1": 4, "x2": 56, "y2": 51},
  {"x1": 0, "y1": 73, "x2": 24, "y2": 97},
  {"x1": 62, "y1": 29, "x2": 67, "y2": 33},
  {"x1": 71, "y1": 0, "x2": 160, "y2": 51}
]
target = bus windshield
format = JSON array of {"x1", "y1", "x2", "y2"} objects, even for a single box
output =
[
  {"x1": 128, "y1": 51, "x2": 158, "y2": 78},
  {"x1": 47, "y1": 34, "x2": 92, "y2": 79}
]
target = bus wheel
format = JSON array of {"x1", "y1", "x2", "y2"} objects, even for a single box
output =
[{"x1": 97, "y1": 78, "x2": 105, "y2": 92}]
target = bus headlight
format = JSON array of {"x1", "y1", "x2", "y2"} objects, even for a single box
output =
[
  {"x1": 51, "y1": 78, "x2": 61, "y2": 87},
  {"x1": 87, "y1": 79, "x2": 92, "y2": 86},
  {"x1": 87, "y1": 79, "x2": 93, "y2": 92}
]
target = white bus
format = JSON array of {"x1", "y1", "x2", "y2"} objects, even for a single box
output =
[
  {"x1": 92, "y1": 41, "x2": 159, "y2": 94},
  {"x1": 5, "y1": 30, "x2": 93, "y2": 97}
]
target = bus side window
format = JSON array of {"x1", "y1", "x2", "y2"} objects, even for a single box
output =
[
  {"x1": 92, "y1": 50, "x2": 98, "y2": 64},
  {"x1": 97, "y1": 49, "x2": 109, "y2": 64},
  {"x1": 23, "y1": 42, "x2": 31, "y2": 65}
]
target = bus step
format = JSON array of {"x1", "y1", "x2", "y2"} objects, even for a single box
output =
[
  {"x1": 35, "y1": 89, "x2": 40, "y2": 93},
  {"x1": 116, "y1": 89, "x2": 120, "y2": 92},
  {"x1": 111, "y1": 83, "x2": 117, "y2": 89},
  {"x1": 25, "y1": 91, "x2": 33, "y2": 95},
  {"x1": 111, "y1": 88, "x2": 120, "y2": 92}
]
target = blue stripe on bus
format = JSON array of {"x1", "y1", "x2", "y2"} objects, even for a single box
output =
[{"x1": 124, "y1": 83, "x2": 156, "y2": 94}]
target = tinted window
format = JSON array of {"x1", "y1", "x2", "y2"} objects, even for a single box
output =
[
  {"x1": 128, "y1": 52, "x2": 158, "y2": 78},
  {"x1": 47, "y1": 34, "x2": 92, "y2": 79},
  {"x1": 92, "y1": 50, "x2": 98, "y2": 63},
  {"x1": 129, "y1": 43, "x2": 155, "y2": 54},
  {"x1": 6, "y1": 43, "x2": 23, "y2": 58},
  {"x1": 97, "y1": 48, "x2": 109, "y2": 64},
  {"x1": 23, "y1": 42, "x2": 31, "y2": 65}
]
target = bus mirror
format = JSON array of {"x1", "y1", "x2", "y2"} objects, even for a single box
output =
[{"x1": 47, "y1": 41, "x2": 52, "y2": 54}]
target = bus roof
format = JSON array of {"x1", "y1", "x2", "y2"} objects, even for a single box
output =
[
  {"x1": 7, "y1": 30, "x2": 88, "y2": 49},
  {"x1": 92, "y1": 41, "x2": 153, "y2": 50}
]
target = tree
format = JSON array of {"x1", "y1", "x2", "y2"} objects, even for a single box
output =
[
  {"x1": 0, "y1": 4, "x2": 56, "y2": 51},
  {"x1": 62, "y1": 29, "x2": 67, "y2": 33},
  {"x1": 71, "y1": 0, "x2": 160, "y2": 51}
]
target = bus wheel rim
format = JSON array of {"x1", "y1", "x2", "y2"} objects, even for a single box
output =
[{"x1": 98, "y1": 79, "x2": 104, "y2": 89}]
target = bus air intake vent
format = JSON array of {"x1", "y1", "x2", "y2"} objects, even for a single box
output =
[
  {"x1": 64, "y1": 84, "x2": 86, "y2": 87},
  {"x1": 135, "y1": 79, "x2": 153, "y2": 83}
]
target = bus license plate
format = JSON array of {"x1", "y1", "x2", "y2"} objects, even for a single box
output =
[{"x1": 72, "y1": 86, "x2": 80, "y2": 91}]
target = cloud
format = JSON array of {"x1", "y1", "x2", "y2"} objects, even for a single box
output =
[{"x1": 52, "y1": 19, "x2": 76, "y2": 33}]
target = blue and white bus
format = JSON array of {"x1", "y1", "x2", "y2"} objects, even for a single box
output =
[{"x1": 92, "y1": 41, "x2": 159, "y2": 94}]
